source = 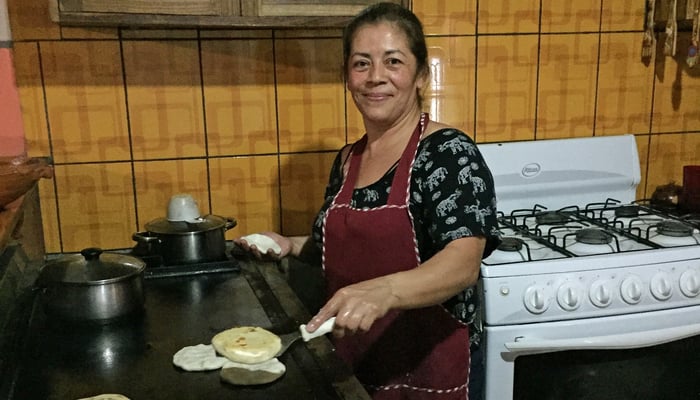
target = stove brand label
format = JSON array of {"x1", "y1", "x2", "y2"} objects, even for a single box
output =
[{"x1": 521, "y1": 163, "x2": 541, "y2": 178}]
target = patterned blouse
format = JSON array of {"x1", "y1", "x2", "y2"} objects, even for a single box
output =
[{"x1": 311, "y1": 128, "x2": 500, "y2": 349}]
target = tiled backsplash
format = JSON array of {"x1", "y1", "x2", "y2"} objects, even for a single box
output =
[{"x1": 8, "y1": 0, "x2": 700, "y2": 253}]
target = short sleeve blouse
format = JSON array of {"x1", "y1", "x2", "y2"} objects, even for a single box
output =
[{"x1": 311, "y1": 128, "x2": 500, "y2": 348}]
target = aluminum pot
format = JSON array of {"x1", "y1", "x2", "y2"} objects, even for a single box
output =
[
  {"x1": 36, "y1": 248, "x2": 146, "y2": 322},
  {"x1": 132, "y1": 215, "x2": 236, "y2": 265}
]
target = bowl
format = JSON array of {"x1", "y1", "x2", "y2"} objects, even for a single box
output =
[{"x1": 167, "y1": 193, "x2": 201, "y2": 221}]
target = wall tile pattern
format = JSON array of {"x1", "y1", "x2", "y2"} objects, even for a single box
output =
[{"x1": 8, "y1": 0, "x2": 700, "y2": 253}]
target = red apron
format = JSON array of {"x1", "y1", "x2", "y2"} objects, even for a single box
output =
[{"x1": 322, "y1": 114, "x2": 470, "y2": 399}]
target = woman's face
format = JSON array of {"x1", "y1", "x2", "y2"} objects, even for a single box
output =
[{"x1": 346, "y1": 22, "x2": 425, "y2": 126}]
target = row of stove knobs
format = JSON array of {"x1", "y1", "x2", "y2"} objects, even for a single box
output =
[{"x1": 523, "y1": 269, "x2": 700, "y2": 314}]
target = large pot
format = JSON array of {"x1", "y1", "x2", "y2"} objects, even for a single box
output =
[
  {"x1": 36, "y1": 248, "x2": 146, "y2": 322},
  {"x1": 132, "y1": 215, "x2": 236, "y2": 265}
]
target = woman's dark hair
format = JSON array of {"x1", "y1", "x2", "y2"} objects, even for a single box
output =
[{"x1": 342, "y1": 2, "x2": 429, "y2": 81}]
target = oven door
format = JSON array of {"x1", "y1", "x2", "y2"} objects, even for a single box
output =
[{"x1": 484, "y1": 306, "x2": 700, "y2": 400}]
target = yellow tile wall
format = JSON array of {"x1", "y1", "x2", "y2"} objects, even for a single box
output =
[{"x1": 8, "y1": 0, "x2": 700, "y2": 253}]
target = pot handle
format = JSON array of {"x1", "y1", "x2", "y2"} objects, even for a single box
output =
[
  {"x1": 132, "y1": 231, "x2": 160, "y2": 243},
  {"x1": 224, "y1": 217, "x2": 237, "y2": 231}
]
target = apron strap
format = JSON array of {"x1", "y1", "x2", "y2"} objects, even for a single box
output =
[
  {"x1": 386, "y1": 113, "x2": 428, "y2": 206},
  {"x1": 334, "y1": 113, "x2": 429, "y2": 207},
  {"x1": 334, "y1": 135, "x2": 367, "y2": 205}
]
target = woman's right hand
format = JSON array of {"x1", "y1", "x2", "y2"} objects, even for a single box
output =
[{"x1": 233, "y1": 232, "x2": 292, "y2": 260}]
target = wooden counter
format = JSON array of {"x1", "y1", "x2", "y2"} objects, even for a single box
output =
[
  {"x1": 0, "y1": 195, "x2": 25, "y2": 252},
  {"x1": 0, "y1": 185, "x2": 45, "y2": 260}
]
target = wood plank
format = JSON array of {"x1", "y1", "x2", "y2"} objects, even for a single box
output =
[
  {"x1": 60, "y1": 0, "x2": 239, "y2": 16},
  {"x1": 256, "y1": 0, "x2": 402, "y2": 17},
  {"x1": 52, "y1": 0, "x2": 411, "y2": 28},
  {"x1": 53, "y1": 11, "x2": 362, "y2": 28}
]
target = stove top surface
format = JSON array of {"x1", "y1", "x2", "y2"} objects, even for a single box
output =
[
  {"x1": 0, "y1": 260, "x2": 367, "y2": 400},
  {"x1": 483, "y1": 200, "x2": 700, "y2": 266}
]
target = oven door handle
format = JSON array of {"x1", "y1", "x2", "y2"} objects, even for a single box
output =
[{"x1": 504, "y1": 323, "x2": 700, "y2": 355}]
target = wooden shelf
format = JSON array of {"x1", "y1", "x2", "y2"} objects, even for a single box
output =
[{"x1": 50, "y1": 0, "x2": 411, "y2": 29}]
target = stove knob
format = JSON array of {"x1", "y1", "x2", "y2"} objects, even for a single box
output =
[
  {"x1": 523, "y1": 285, "x2": 551, "y2": 314},
  {"x1": 680, "y1": 269, "x2": 700, "y2": 298},
  {"x1": 620, "y1": 275, "x2": 644, "y2": 305},
  {"x1": 589, "y1": 280, "x2": 613, "y2": 308},
  {"x1": 650, "y1": 272, "x2": 673, "y2": 301},
  {"x1": 557, "y1": 282, "x2": 583, "y2": 311}
]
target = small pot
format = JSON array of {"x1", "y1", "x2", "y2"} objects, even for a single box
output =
[
  {"x1": 132, "y1": 215, "x2": 237, "y2": 265},
  {"x1": 36, "y1": 248, "x2": 146, "y2": 322}
]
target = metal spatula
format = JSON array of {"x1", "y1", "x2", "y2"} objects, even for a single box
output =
[{"x1": 276, "y1": 317, "x2": 336, "y2": 357}]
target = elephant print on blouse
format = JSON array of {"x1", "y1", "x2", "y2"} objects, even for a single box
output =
[{"x1": 436, "y1": 190, "x2": 462, "y2": 217}]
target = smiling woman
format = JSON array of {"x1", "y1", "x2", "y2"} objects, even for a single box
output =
[{"x1": 234, "y1": 3, "x2": 500, "y2": 400}]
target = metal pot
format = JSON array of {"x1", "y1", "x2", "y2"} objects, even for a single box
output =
[
  {"x1": 132, "y1": 215, "x2": 237, "y2": 265},
  {"x1": 36, "y1": 248, "x2": 146, "y2": 322}
]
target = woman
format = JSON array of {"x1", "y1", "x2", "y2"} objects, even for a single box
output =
[{"x1": 237, "y1": 3, "x2": 499, "y2": 399}]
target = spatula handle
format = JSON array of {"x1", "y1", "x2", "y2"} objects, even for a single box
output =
[{"x1": 300, "y1": 317, "x2": 336, "y2": 342}]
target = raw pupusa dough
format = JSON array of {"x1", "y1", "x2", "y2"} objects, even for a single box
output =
[
  {"x1": 76, "y1": 395, "x2": 130, "y2": 400},
  {"x1": 240, "y1": 233, "x2": 282, "y2": 255},
  {"x1": 173, "y1": 343, "x2": 230, "y2": 371},
  {"x1": 173, "y1": 343, "x2": 286, "y2": 384},
  {"x1": 174, "y1": 326, "x2": 287, "y2": 385}
]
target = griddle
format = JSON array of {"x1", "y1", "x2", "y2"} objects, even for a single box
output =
[{"x1": 0, "y1": 258, "x2": 369, "y2": 400}]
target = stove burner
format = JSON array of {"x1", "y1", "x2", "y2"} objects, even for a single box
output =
[
  {"x1": 656, "y1": 220, "x2": 694, "y2": 237},
  {"x1": 614, "y1": 205, "x2": 640, "y2": 218},
  {"x1": 498, "y1": 237, "x2": 524, "y2": 252},
  {"x1": 575, "y1": 228, "x2": 614, "y2": 245},
  {"x1": 536, "y1": 211, "x2": 570, "y2": 225}
]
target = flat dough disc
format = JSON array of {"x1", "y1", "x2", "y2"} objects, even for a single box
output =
[
  {"x1": 241, "y1": 233, "x2": 282, "y2": 255},
  {"x1": 173, "y1": 344, "x2": 229, "y2": 371},
  {"x1": 220, "y1": 358, "x2": 286, "y2": 385},
  {"x1": 76, "y1": 395, "x2": 130, "y2": 400},
  {"x1": 212, "y1": 326, "x2": 282, "y2": 364}
]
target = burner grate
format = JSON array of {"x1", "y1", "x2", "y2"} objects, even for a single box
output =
[
  {"x1": 575, "y1": 228, "x2": 614, "y2": 245},
  {"x1": 125, "y1": 247, "x2": 240, "y2": 279},
  {"x1": 498, "y1": 237, "x2": 525, "y2": 252},
  {"x1": 535, "y1": 211, "x2": 571, "y2": 225},
  {"x1": 143, "y1": 259, "x2": 239, "y2": 279},
  {"x1": 655, "y1": 220, "x2": 695, "y2": 238},
  {"x1": 614, "y1": 205, "x2": 641, "y2": 218}
]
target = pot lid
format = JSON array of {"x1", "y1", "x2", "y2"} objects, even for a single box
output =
[
  {"x1": 145, "y1": 214, "x2": 232, "y2": 235},
  {"x1": 39, "y1": 248, "x2": 145, "y2": 285}
]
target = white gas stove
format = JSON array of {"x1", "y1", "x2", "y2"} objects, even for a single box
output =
[{"x1": 476, "y1": 135, "x2": 700, "y2": 400}]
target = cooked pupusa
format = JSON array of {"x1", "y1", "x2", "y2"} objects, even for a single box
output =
[
  {"x1": 211, "y1": 326, "x2": 282, "y2": 364},
  {"x1": 219, "y1": 358, "x2": 286, "y2": 385}
]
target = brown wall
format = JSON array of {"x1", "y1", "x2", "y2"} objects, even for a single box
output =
[{"x1": 8, "y1": 0, "x2": 700, "y2": 253}]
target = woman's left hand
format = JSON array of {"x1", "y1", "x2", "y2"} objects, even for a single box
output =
[{"x1": 305, "y1": 277, "x2": 397, "y2": 337}]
